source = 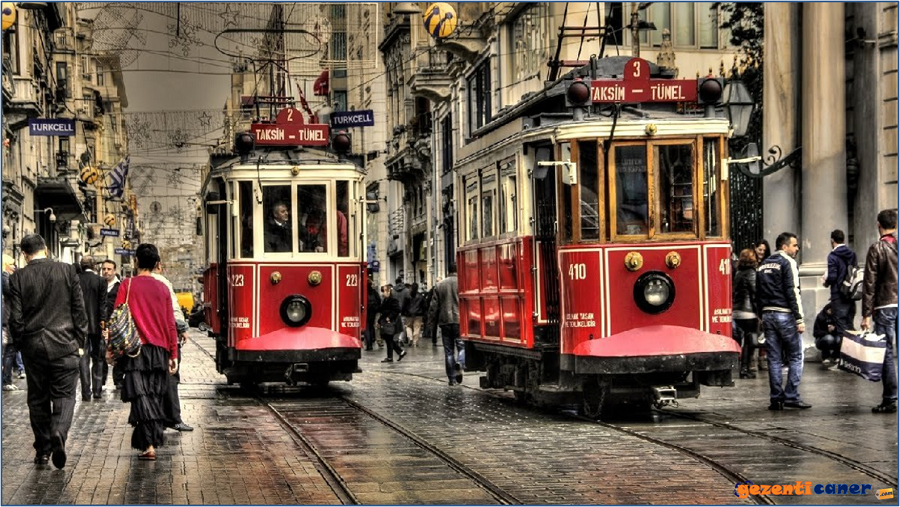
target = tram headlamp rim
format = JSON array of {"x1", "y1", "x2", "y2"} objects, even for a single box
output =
[
  {"x1": 279, "y1": 295, "x2": 312, "y2": 328},
  {"x1": 633, "y1": 271, "x2": 676, "y2": 314}
]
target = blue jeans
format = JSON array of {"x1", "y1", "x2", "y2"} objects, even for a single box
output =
[
  {"x1": 440, "y1": 324, "x2": 464, "y2": 381},
  {"x1": 874, "y1": 308, "x2": 899, "y2": 402},
  {"x1": 762, "y1": 312, "x2": 804, "y2": 403}
]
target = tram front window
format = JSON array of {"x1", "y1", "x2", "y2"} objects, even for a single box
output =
[
  {"x1": 263, "y1": 186, "x2": 292, "y2": 253},
  {"x1": 297, "y1": 185, "x2": 329, "y2": 253},
  {"x1": 655, "y1": 144, "x2": 694, "y2": 234},
  {"x1": 614, "y1": 145, "x2": 648, "y2": 235}
]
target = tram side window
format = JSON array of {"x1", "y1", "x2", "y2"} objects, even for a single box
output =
[
  {"x1": 654, "y1": 144, "x2": 694, "y2": 234},
  {"x1": 703, "y1": 138, "x2": 721, "y2": 237},
  {"x1": 482, "y1": 171, "x2": 496, "y2": 238},
  {"x1": 614, "y1": 145, "x2": 648, "y2": 235},
  {"x1": 263, "y1": 186, "x2": 292, "y2": 253},
  {"x1": 336, "y1": 181, "x2": 350, "y2": 257},
  {"x1": 465, "y1": 175, "x2": 479, "y2": 241},
  {"x1": 499, "y1": 160, "x2": 517, "y2": 234},
  {"x1": 297, "y1": 184, "x2": 329, "y2": 253},
  {"x1": 578, "y1": 140, "x2": 600, "y2": 241},
  {"x1": 239, "y1": 181, "x2": 254, "y2": 258}
]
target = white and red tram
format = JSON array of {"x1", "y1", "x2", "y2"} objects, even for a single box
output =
[
  {"x1": 200, "y1": 124, "x2": 366, "y2": 388},
  {"x1": 455, "y1": 57, "x2": 742, "y2": 415}
]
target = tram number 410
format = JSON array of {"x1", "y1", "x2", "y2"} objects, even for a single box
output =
[
  {"x1": 568, "y1": 263, "x2": 587, "y2": 280},
  {"x1": 718, "y1": 259, "x2": 731, "y2": 276}
]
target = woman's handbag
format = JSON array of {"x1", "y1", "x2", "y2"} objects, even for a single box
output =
[
  {"x1": 380, "y1": 319, "x2": 397, "y2": 336},
  {"x1": 106, "y1": 280, "x2": 142, "y2": 364},
  {"x1": 838, "y1": 330, "x2": 887, "y2": 382}
]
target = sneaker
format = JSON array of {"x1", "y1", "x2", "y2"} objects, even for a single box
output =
[
  {"x1": 17, "y1": 372, "x2": 25, "y2": 379},
  {"x1": 448, "y1": 379, "x2": 458, "y2": 386},
  {"x1": 397, "y1": 350, "x2": 407, "y2": 362},
  {"x1": 453, "y1": 363, "x2": 463, "y2": 384},
  {"x1": 2, "y1": 384, "x2": 18, "y2": 391},
  {"x1": 381, "y1": 357, "x2": 393, "y2": 363},
  {"x1": 173, "y1": 422, "x2": 194, "y2": 432},
  {"x1": 872, "y1": 402, "x2": 898, "y2": 414}
]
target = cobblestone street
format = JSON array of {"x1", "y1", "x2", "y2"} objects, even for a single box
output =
[{"x1": 1, "y1": 329, "x2": 897, "y2": 505}]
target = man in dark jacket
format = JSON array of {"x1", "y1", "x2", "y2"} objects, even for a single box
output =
[
  {"x1": 392, "y1": 277, "x2": 410, "y2": 344},
  {"x1": 428, "y1": 264, "x2": 462, "y2": 386},
  {"x1": 822, "y1": 229, "x2": 858, "y2": 334},
  {"x1": 9, "y1": 234, "x2": 88, "y2": 469},
  {"x1": 77, "y1": 256, "x2": 107, "y2": 401},
  {"x1": 756, "y1": 232, "x2": 810, "y2": 411},
  {"x1": 365, "y1": 278, "x2": 381, "y2": 351},
  {"x1": 812, "y1": 303, "x2": 842, "y2": 367},
  {"x1": 861, "y1": 209, "x2": 898, "y2": 414},
  {"x1": 379, "y1": 284, "x2": 406, "y2": 362},
  {"x1": 2, "y1": 256, "x2": 17, "y2": 390},
  {"x1": 101, "y1": 259, "x2": 121, "y2": 388}
]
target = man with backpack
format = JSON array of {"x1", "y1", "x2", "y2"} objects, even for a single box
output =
[
  {"x1": 821, "y1": 229, "x2": 858, "y2": 365},
  {"x1": 861, "y1": 209, "x2": 898, "y2": 414}
]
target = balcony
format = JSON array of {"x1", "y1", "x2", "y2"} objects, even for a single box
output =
[
  {"x1": 5, "y1": 77, "x2": 45, "y2": 124},
  {"x1": 410, "y1": 67, "x2": 452, "y2": 103},
  {"x1": 2, "y1": 56, "x2": 13, "y2": 101}
]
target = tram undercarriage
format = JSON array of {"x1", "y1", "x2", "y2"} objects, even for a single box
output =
[
  {"x1": 467, "y1": 341, "x2": 737, "y2": 418},
  {"x1": 215, "y1": 338, "x2": 361, "y2": 388}
]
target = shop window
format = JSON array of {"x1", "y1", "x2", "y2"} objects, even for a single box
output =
[
  {"x1": 613, "y1": 145, "x2": 648, "y2": 236},
  {"x1": 507, "y1": 3, "x2": 549, "y2": 84},
  {"x1": 654, "y1": 144, "x2": 694, "y2": 234}
]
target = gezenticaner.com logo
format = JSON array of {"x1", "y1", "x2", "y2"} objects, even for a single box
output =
[{"x1": 734, "y1": 481, "x2": 883, "y2": 499}]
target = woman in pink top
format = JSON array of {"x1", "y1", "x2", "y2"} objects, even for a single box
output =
[{"x1": 112, "y1": 244, "x2": 179, "y2": 461}]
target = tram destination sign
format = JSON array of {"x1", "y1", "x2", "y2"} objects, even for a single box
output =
[
  {"x1": 251, "y1": 107, "x2": 329, "y2": 147},
  {"x1": 591, "y1": 58, "x2": 697, "y2": 104}
]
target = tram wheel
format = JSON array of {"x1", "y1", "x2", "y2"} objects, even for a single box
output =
[{"x1": 580, "y1": 377, "x2": 608, "y2": 420}]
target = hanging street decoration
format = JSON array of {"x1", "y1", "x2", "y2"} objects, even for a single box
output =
[
  {"x1": 2, "y1": 2, "x2": 15, "y2": 31},
  {"x1": 423, "y1": 3, "x2": 457, "y2": 39}
]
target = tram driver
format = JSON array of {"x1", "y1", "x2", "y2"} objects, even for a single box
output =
[{"x1": 264, "y1": 202, "x2": 292, "y2": 253}]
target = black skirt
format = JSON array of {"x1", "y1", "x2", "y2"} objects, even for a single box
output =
[{"x1": 120, "y1": 343, "x2": 170, "y2": 450}]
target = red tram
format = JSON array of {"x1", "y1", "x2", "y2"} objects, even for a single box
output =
[
  {"x1": 456, "y1": 57, "x2": 741, "y2": 416},
  {"x1": 200, "y1": 117, "x2": 366, "y2": 388}
]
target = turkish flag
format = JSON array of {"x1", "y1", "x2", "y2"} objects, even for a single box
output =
[{"x1": 313, "y1": 69, "x2": 329, "y2": 96}]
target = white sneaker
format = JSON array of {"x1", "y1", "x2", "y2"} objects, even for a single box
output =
[
  {"x1": 2, "y1": 384, "x2": 18, "y2": 391},
  {"x1": 17, "y1": 372, "x2": 25, "y2": 379}
]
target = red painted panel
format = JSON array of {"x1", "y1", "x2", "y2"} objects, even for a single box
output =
[
  {"x1": 483, "y1": 296, "x2": 500, "y2": 337},
  {"x1": 467, "y1": 297, "x2": 483, "y2": 337},
  {"x1": 498, "y1": 243, "x2": 517, "y2": 291},
  {"x1": 203, "y1": 264, "x2": 221, "y2": 335},
  {"x1": 462, "y1": 249, "x2": 479, "y2": 294},
  {"x1": 704, "y1": 243, "x2": 733, "y2": 338},
  {"x1": 605, "y1": 245, "x2": 703, "y2": 335},
  {"x1": 518, "y1": 237, "x2": 536, "y2": 348},
  {"x1": 459, "y1": 297, "x2": 469, "y2": 336},
  {"x1": 481, "y1": 247, "x2": 498, "y2": 291},
  {"x1": 501, "y1": 296, "x2": 521, "y2": 341},
  {"x1": 337, "y1": 265, "x2": 365, "y2": 341},
  {"x1": 235, "y1": 325, "x2": 360, "y2": 351},
  {"x1": 227, "y1": 264, "x2": 256, "y2": 347},
  {"x1": 572, "y1": 325, "x2": 741, "y2": 357},
  {"x1": 559, "y1": 250, "x2": 603, "y2": 355},
  {"x1": 257, "y1": 265, "x2": 333, "y2": 337}
]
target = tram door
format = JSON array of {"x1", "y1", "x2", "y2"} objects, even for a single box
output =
[{"x1": 531, "y1": 145, "x2": 561, "y2": 346}]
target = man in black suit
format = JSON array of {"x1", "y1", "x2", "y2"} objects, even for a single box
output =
[
  {"x1": 8, "y1": 234, "x2": 87, "y2": 469},
  {"x1": 77, "y1": 256, "x2": 106, "y2": 401},
  {"x1": 264, "y1": 202, "x2": 292, "y2": 252},
  {"x1": 100, "y1": 259, "x2": 121, "y2": 388}
]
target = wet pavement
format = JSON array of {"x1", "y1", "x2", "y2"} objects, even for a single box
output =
[{"x1": 1, "y1": 329, "x2": 897, "y2": 505}]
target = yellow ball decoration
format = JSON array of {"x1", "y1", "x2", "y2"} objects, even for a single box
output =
[
  {"x1": 121, "y1": 240, "x2": 131, "y2": 250},
  {"x1": 2, "y1": 3, "x2": 16, "y2": 32},
  {"x1": 423, "y1": 3, "x2": 457, "y2": 39},
  {"x1": 104, "y1": 214, "x2": 115, "y2": 227},
  {"x1": 80, "y1": 165, "x2": 100, "y2": 186}
]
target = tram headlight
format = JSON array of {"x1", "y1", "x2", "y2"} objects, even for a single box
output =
[
  {"x1": 279, "y1": 295, "x2": 312, "y2": 327},
  {"x1": 633, "y1": 272, "x2": 676, "y2": 314}
]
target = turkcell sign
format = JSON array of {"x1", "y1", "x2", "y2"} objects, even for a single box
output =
[
  {"x1": 331, "y1": 110, "x2": 375, "y2": 128},
  {"x1": 28, "y1": 119, "x2": 75, "y2": 136},
  {"x1": 100, "y1": 228, "x2": 120, "y2": 237}
]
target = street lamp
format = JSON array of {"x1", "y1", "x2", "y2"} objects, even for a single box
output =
[
  {"x1": 35, "y1": 207, "x2": 56, "y2": 223},
  {"x1": 723, "y1": 76, "x2": 754, "y2": 138}
]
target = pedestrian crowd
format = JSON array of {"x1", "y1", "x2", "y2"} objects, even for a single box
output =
[
  {"x1": 2, "y1": 235, "x2": 193, "y2": 469},
  {"x1": 731, "y1": 208, "x2": 898, "y2": 414}
]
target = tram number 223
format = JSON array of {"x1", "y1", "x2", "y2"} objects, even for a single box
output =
[
  {"x1": 230, "y1": 274, "x2": 245, "y2": 287},
  {"x1": 346, "y1": 274, "x2": 358, "y2": 287},
  {"x1": 568, "y1": 263, "x2": 587, "y2": 280}
]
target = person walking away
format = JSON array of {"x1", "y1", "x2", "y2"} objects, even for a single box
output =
[
  {"x1": 151, "y1": 263, "x2": 193, "y2": 432},
  {"x1": 813, "y1": 304, "x2": 842, "y2": 368},
  {"x1": 8, "y1": 234, "x2": 88, "y2": 468},
  {"x1": 379, "y1": 284, "x2": 406, "y2": 363},
  {"x1": 407, "y1": 283, "x2": 425, "y2": 347},
  {"x1": 428, "y1": 264, "x2": 462, "y2": 386},
  {"x1": 753, "y1": 240, "x2": 772, "y2": 372},
  {"x1": 110, "y1": 244, "x2": 179, "y2": 460},
  {"x1": 861, "y1": 209, "x2": 899, "y2": 414},
  {"x1": 732, "y1": 249, "x2": 760, "y2": 379},
  {"x1": 756, "y1": 232, "x2": 810, "y2": 410},
  {"x1": 101, "y1": 259, "x2": 122, "y2": 389},
  {"x1": 2, "y1": 254, "x2": 18, "y2": 391},
  {"x1": 422, "y1": 283, "x2": 437, "y2": 346},
  {"x1": 392, "y1": 277, "x2": 410, "y2": 344},
  {"x1": 77, "y1": 256, "x2": 107, "y2": 401},
  {"x1": 822, "y1": 229, "x2": 858, "y2": 344},
  {"x1": 365, "y1": 278, "x2": 381, "y2": 351}
]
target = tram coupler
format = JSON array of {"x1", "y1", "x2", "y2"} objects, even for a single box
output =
[
  {"x1": 285, "y1": 363, "x2": 309, "y2": 385},
  {"x1": 652, "y1": 386, "x2": 678, "y2": 408}
]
